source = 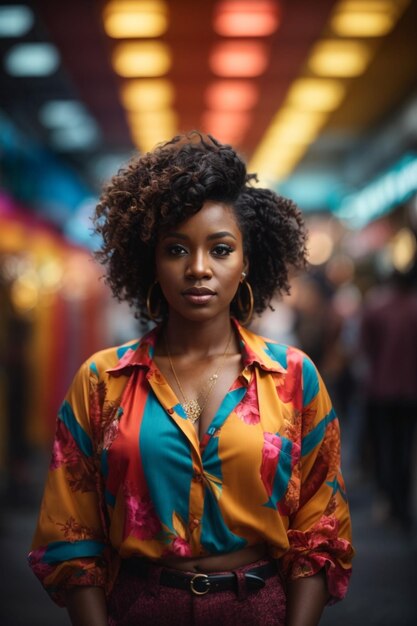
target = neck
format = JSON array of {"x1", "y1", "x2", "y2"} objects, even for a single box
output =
[{"x1": 164, "y1": 312, "x2": 235, "y2": 358}]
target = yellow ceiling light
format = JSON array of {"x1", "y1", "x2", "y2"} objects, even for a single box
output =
[
  {"x1": 333, "y1": 0, "x2": 406, "y2": 15},
  {"x1": 128, "y1": 108, "x2": 178, "y2": 151},
  {"x1": 331, "y1": 12, "x2": 396, "y2": 37},
  {"x1": 271, "y1": 108, "x2": 327, "y2": 142},
  {"x1": 249, "y1": 137, "x2": 308, "y2": 179},
  {"x1": 287, "y1": 78, "x2": 346, "y2": 112},
  {"x1": 330, "y1": 0, "x2": 411, "y2": 37},
  {"x1": 309, "y1": 40, "x2": 372, "y2": 77},
  {"x1": 127, "y1": 109, "x2": 178, "y2": 131},
  {"x1": 131, "y1": 124, "x2": 177, "y2": 152},
  {"x1": 112, "y1": 42, "x2": 171, "y2": 77},
  {"x1": 103, "y1": 1, "x2": 168, "y2": 38},
  {"x1": 121, "y1": 79, "x2": 174, "y2": 111}
]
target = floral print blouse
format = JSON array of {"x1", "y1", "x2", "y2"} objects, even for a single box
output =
[{"x1": 29, "y1": 319, "x2": 353, "y2": 606}]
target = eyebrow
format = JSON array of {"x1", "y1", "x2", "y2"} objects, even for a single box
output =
[{"x1": 162, "y1": 231, "x2": 237, "y2": 241}]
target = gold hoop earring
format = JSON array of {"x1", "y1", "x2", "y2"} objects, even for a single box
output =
[
  {"x1": 237, "y1": 279, "x2": 254, "y2": 326},
  {"x1": 146, "y1": 281, "x2": 161, "y2": 321}
]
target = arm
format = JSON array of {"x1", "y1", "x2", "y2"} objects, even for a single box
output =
[
  {"x1": 281, "y1": 354, "x2": 353, "y2": 606},
  {"x1": 66, "y1": 586, "x2": 108, "y2": 626},
  {"x1": 286, "y1": 571, "x2": 328, "y2": 626},
  {"x1": 29, "y1": 361, "x2": 114, "y2": 607}
]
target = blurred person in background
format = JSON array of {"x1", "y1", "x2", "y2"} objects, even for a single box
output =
[
  {"x1": 28, "y1": 133, "x2": 353, "y2": 626},
  {"x1": 292, "y1": 274, "x2": 352, "y2": 423},
  {"x1": 360, "y1": 264, "x2": 417, "y2": 530}
]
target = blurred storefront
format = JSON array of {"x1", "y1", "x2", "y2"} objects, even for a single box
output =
[{"x1": 0, "y1": 191, "x2": 113, "y2": 501}]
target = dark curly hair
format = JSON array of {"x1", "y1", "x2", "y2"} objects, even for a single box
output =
[{"x1": 93, "y1": 131, "x2": 307, "y2": 322}]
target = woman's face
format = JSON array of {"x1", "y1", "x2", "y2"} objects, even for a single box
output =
[{"x1": 155, "y1": 201, "x2": 247, "y2": 323}]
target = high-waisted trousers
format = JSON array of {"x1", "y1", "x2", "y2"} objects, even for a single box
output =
[{"x1": 107, "y1": 558, "x2": 286, "y2": 626}]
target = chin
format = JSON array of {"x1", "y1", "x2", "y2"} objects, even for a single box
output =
[{"x1": 171, "y1": 306, "x2": 229, "y2": 323}]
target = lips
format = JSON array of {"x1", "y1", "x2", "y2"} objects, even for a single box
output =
[
  {"x1": 182, "y1": 286, "x2": 216, "y2": 305},
  {"x1": 182, "y1": 287, "x2": 216, "y2": 296}
]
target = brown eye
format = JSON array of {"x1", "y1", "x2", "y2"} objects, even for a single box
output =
[
  {"x1": 167, "y1": 244, "x2": 188, "y2": 256},
  {"x1": 212, "y1": 244, "x2": 233, "y2": 257}
]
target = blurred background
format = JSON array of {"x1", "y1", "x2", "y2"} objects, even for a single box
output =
[{"x1": 1, "y1": 1, "x2": 417, "y2": 624}]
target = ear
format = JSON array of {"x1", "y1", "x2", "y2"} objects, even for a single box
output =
[{"x1": 242, "y1": 258, "x2": 249, "y2": 278}]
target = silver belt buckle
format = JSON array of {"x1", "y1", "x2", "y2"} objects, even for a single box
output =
[{"x1": 190, "y1": 573, "x2": 210, "y2": 595}]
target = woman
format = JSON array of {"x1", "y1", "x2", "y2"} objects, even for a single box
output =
[{"x1": 29, "y1": 133, "x2": 353, "y2": 626}]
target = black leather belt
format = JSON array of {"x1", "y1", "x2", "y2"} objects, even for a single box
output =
[{"x1": 127, "y1": 559, "x2": 278, "y2": 595}]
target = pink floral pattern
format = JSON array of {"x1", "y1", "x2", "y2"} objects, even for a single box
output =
[
  {"x1": 282, "y1": 516, "x2": 354, "y2": 602},
  {"x1": 260, "y1": 432, "x2": 283, "y2": 498},
  {"x1": 235, "y1": 382, "x2": 260, "y2": 424},
  {"x1": 169, "y1": 536, "x2": 192, "y2": 557},
  {"x1": 28, "y1": 547, "x2": 51, "y2": 581},
  {"x1": 125, "y1": 491, "x2": 161, "y2": 540},
  {"x1": 50, "y1": 420, "x2": 80, "y2": 470},
  {"x1": 276, "y1": 347, "x2": 303, "y2": 410}
]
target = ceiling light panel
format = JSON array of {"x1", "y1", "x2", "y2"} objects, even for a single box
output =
[
  {"x1": 330, "y1": 0, "x2": 411, "y2": 37},
  {"x1": 0, "y1": 5, "x2": 34, "y2": 37},
  {"x1": 287, "y1": 78, "x2": 346, "y2": 112},
  {"x1": 39, "y1": 101, "x2": 92, "y2": 128},
  {"x1": 103, "y1": 0, "x2": 168, "y2": 38},
  {"x1": 210, "y1": 41, "x2": 268, "y2": 77},
  {"x1": 50, "y1": 124, "x2": 101, "y2": 151},
  {"x1": 205, "y1": 80, "x2": 259, "y2": 111},
  {"x1": 4, "y1": 42, "x2": 60, "y2": 76},
  {"x1": 127, "y1": 109, "x2": 178, "y2": 130},
  {"x1": 130, "y1": 113, "x2": 178, "y2": 152},
  {"x1": 213, "y1": 0, "x2": 280, "y2": 37},
  {"x1": 270, "y1": 109, "x2": 327, "y2": 143},
  {"x1": 309, "y1": 40, "x2": 372, "y2": 77},
  {"x1": 121, "y1": 79, "x2": 174, "y2": 111},
  {"x1": 331, "y1": 12, "x2": 396, "y2": 36},
  {"x1": 112, "y1": 41, "x2": 171, "y2": 77},
  {"x1": 202, "y1": 110, "x2": 250, "y2": 138}
]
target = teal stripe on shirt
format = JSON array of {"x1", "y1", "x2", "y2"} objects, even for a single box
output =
[
  {"x1": 267, "y1": 436, "x2": 294, "y2": 507},
  {"x1": 301, "y1": 407, "x2": 337, "y2": 457},
  {"x1": 200, "y1": 485, "x2": 247, "y2": 554},
  {"x1": 58, "y1": 400, "x2": 93, "y2": 457},
  {"x1": 264, "y1": 342, "x2": 288, "y2": 369},
  {"x1": 41, "y1": 539, "x2": 105, "y2": 563},
  {"x1": 116, "y1": 341, "x2": 140, "y2": 359},
  {"x1": 139, "y1": 390, "x2": 193, "y2": 535},
  {"x1": 302, "y1": 357, "x2": 320, "y2": 407}
]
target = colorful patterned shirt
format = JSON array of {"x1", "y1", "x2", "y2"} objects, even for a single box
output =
[{"x1": 29, "y1": 320, "x2": 353, "y2": 606}]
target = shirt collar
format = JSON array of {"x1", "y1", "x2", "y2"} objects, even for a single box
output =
[{"x1": 106, "y1": 318, "x2": 287, "y2": 376}]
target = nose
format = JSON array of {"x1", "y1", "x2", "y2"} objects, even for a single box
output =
[{"x1": 185, "y1": 250, "x2": 212, "y2": 279}]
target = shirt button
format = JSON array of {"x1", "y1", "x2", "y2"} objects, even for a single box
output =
[
  {"x1": 167, "y1": 408, "x2": 174, "y2": 415},
  {"x1": 193, "y1": 518, "x2": 200, "y2": 526}
]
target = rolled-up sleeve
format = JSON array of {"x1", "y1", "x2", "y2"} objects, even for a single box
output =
[
  {"x1": 281, "y1": 357, "x2": 354, "y2": 603},
  {"x1": 28, "y1": 361, "x2": 116, "y2": 606}
]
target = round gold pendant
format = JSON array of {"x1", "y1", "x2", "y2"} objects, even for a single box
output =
[{"x1": 183, "y1": 399, "x2": 202, "y2": 423}]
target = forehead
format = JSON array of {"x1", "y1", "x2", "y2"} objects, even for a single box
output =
[{"x1": 168, "y1": 201, "x2": 241, "y2": 235}]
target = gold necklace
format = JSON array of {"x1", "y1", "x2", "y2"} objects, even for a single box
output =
[{"x1": 164, "y1": 330, "x2": 233, "y2": 423}]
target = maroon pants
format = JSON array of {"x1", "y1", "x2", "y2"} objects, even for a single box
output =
[{"x1": 107, "y1": 558, "x2": 286, "y2": 626}]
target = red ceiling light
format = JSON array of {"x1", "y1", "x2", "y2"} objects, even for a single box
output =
[
  {"x1": 210, "y1": 41, "x2": 268, "y2": 77},
  {"x1": 214, "y1": 1, "x2": 280, "y2": 37},
  {"x1": 205, "y1": 80, "x2": 259, "y2": 111},
  {"x1": 202, "y1": 110, "x2": 250, "y2": 143}
]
